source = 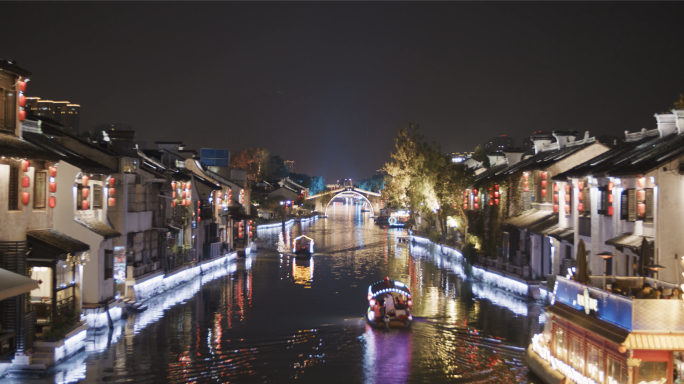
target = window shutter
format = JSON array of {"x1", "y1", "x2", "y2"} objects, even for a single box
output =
[
  {"x1": 582, "y1": 188, "x2": 591, "y2": 215},
  {"x1": 77, "y1": 185, "x2": 84, "y2": 210},
  {"x1": 8, "y1": 167, "x2": 18, "y2": 210},
  {"x1": 621, "y1": 191, "x2": 628, "y2": 220},
  {"x1": 645, "y1": 188, "x2": 654, "y2": 223},
  {"x1": 93, "y1": 185, "x2": 103, "y2": 209},
  {"x1": 627, "y1": 189, "x2": 637, "y2": 222}
]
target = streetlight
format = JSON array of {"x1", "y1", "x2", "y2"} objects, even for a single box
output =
[
  {"x1": 598, "y1": 252, "x2": 613, "y2": 290},
  {"x1": 648, "y1": 264, "x2": 666, "y2": 288}
]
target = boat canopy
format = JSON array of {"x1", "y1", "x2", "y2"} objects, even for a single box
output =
[{"x1": 368, "y1": 277, "x2": 411, "y2": 298}]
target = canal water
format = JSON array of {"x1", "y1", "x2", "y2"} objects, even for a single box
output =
[{"x1": 8, "y1": 203, "x2": 543, "y2": 383}]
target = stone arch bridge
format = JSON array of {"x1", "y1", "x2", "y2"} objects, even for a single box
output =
[{"x1": 306, "y1": 187, "x2": 382, "y2": 217}]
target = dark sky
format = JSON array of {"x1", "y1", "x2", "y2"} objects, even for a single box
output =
[{"x1": 2, "y1": 2, "x2": 684, "y2": 182}]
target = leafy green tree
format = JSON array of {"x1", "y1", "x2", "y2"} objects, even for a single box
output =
[{"x1": 309, "y1": 176, "x2": 326, "y2": 195}]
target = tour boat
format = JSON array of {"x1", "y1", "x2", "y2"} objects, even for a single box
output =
[
  {"x1": 374, "y1": 210, "x2": 410, "y2": 228},
  {"x1": 366, "y1": 277, "x2": 413, "y2": 329},
  {"x1": 293, "y1": 235, "x2": 314, "y2": 257}
]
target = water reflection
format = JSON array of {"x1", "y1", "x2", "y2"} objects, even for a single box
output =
[{"x1": 7, "y1": 204, "x2": 543, "y2": 383}]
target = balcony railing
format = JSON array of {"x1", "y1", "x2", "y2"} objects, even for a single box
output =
[{"x1": 553, "y1": 276, "x2": 684, "y2": 332}]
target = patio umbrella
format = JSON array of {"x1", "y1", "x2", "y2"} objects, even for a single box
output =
[{"x1": 575, "y1": 239, "x2": 589, "y2": 284}]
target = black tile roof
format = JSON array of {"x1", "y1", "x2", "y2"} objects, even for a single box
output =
[
  {"x1": 27, "y1": 229, "x2": 90, "y2": 255},
  {"x1": 23, "y1": 132, "x2": 113, "y2": 173},
  {"x1": 0, "y1": 131, "x2": 61, "y2": 161},
  {"x1": 553, "y1": 133, "x2": 684, "y2": 180},
  {"x1": 475, "y1": 142, "x2": 595, "y2": 184},
  {"x1": 0, "y1": 58, "x2": 31, "y2": 78}
]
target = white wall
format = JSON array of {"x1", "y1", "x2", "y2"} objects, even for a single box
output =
[{"x1": 0, "y1": 162, "x2": 52, "y2": 241}]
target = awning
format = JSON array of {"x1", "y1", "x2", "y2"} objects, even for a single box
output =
[
  {"x1": 504, "y1": 210, "x2": 555, "y2": 230},
  {"x1": 548, "y1": 227, "x2": 574, "y2": 243},
  {"x1": 27, "y1": 229, "x2": 90, "y2": 256},
  {"x1": 75, "y1": 214, "x2": 120, "y2": 239},
  {"x1": 0, "y1": 268, "x2": 40, "y2": 301},
  {"x1": 622, "y1": 333, "x2": 684, "y2": 351},
  {"x1": 605, "y1": 233, "x2": 654, "y2": 253},
  {"x1": 166, "y1": 225, "x2": 181, "y2": 232},
  {"x1": 529, "y1": 215, "x2": 559, "y2": 235}
]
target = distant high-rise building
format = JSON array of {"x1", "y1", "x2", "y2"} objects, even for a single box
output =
[
  {"x1": 483, "y1": 135, "x2": 515, "y2": 151},
  {"x1": 284, "y1": 160, "x2": 295, "y2": 173},
  {"x1": 24, "y1": 97, "x2": 80, "y2": 134}
]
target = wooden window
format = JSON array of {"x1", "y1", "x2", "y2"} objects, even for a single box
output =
[
  {"x1": 644, "y1": 188, "x2": 654, "y2": 223},
  {"x1": 586, "y1": 344, "x2": 603, "y2": 382},
  {"x1": 1, "y1": 89, "x2": 16, "y2": 131},
  {"x1": 568, "y1": 335, "x2": 583, "y2": 372},
  {"x1": 621, "y1": 190, "x2": 629, "y2": 220},
  {"x1": 553, "y1": 326, "x2": 567, "y2": 362},
  {"x1": 34, "y1": 171, "x2": 46, "y2": 209},
  {"x1": 104, "y1": 250, "x2": 113, "y2": 279},
  {"x1": 8, "y1": 167, "x2": 18, "y2": 210},
  {"x1": 581, "y1": 187, "x2": 591, "y2": 215},
  {"x1": 627, "y1": 189, "x2": 637, "y2": 222},
  {"x1": 93, "y1": 185, "x2": 103, "y2": 209},
  {"x1": 607, "y1": 354, "x2": 627, "y2": 384}
]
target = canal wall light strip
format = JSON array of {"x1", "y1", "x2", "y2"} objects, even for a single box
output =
[
  {"x1": 256, "y1": 219, "x2": 295, "y2": 230},
  {"x1": 471, "y1": 267, "x2": 529, "y2": 297},
  {"x1": 472, "y1": 282, "x2": 529, "y2": 317},
  {"x1": 85, "y1": 306, "x2": 123, "y2": 329}
]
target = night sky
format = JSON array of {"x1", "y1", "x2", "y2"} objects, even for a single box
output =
[{"x1": 2, "y1": 2, "x2": 684, "y2": 182}]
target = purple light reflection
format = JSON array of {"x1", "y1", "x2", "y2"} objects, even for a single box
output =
[{"x1": 363, "y1": 325, "x2": 412, "y2": 384}]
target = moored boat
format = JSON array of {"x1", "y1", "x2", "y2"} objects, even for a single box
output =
[
  {"x1": 366, "y1": 277, "x2": 413, "y2": 329},
  {"x1": 293, "y1": 235, "x2": 314, "y2": 258}
]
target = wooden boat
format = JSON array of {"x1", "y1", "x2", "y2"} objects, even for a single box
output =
[
  {"x1": 293, "y1": 235, "x2": 314, "y2": 258},
  {"x1": 366, "y1": 277, "x2": 413, "y2": 329}
]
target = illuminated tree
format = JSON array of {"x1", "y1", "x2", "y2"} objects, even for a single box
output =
[
  {"x1": 309, "y1": 176, "x2": 326, "y2": 195},
  {"x1": 231, "y1": 147, "x2": 270, "y2": 181}
]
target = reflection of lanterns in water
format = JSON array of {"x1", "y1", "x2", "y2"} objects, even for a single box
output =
[
  {"x1": 362, "y1": 325, "x2": 412, "y2": 383},
  {"x1": 293, "y1": 258, "x2": 314, "y2": 287}
]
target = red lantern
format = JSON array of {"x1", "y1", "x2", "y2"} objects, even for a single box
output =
[
  {"x1": 473, "y1": 189, "x2": 477, "y2": 195},
  {"x1": 49, "y1": 196, "x2": 56, "y2": 208},
  {"x1": 524, "y1": 187, "x2": 529, "y2": 192},
  {"x1": 18, "y1": 95, "x2": 26, "y2": 107},
  {"x1": 541, "y1": 172, "x2": 547, "y2": 179},
  {"x1": 171, "y1": 200, "x2": 176, "y2": 208},
  {"x1": 108, "y1": 197, "x2": 116, "y2": 207},
  {"x1": 578, "y1": 203, "x2": 584, "y2": 212},
  {"x1": 565, "y1": 184, "x2": 570, "y2": 193},
  {"x1": 489, "y1": 192, "x2": 493, "y2": 198},
  {"x1": 523, "y1": 173, "x2": 529, "y2": 181},
  {"x1": 494, "y1": 198, "x2": 500, "y2": 205},
  {"x1": 474, "y1": 196, "x2": 478, "y2": 203},
  {"x1": 494, "y1": 184, "x2": 499, "y2": 191},
  {"x1": 578, "y1": 180, "x2": 584, "y2": 190},
  {"x1": 554, "y1": 183, "x2": 559, "y2": 192},
  {"x1": 553, "y1": 204, "x2": 559, "y2": 214},
  {"x1": 541, "y1": 180, "x2": 547, "y2": 188},
  {"x1": 49, "y1": 167, "x2": 57, "y2": 177},
  {"x1": 553, "y1": 194, "x2": 559, "y2": 203},
  {"x1": 608, "y1": 194, "x2": 614, "y2": 204},
  {"x1": 109, "y1": 177, "x2": 115, "y2": 187},
  {"x1": 82, "y1": 175, "x2": 89, "y2": 186},
  {"x1": 82, "y1": 188, "x2": 89, "y2": 199},
  {"x1": 186, "y1": 182, "x2": 191, "y2": 189},
  {"x1": 463, "y1": 203, "x2": 468, "y2": 210},
  {"x1": 523, "y1": 181, "x2": 528, "y2": 188},
  {"x1": 21, "y1": 160, "x2": 30, "y2": 172},
  {"x1": 49, "y1": 182, "x2": 57, "y2": 193},
  {"x1": 18, "y1": 81, "x2": 27, "y2": 92},
  {"x1": 182, "y1": 190, "x2": 187, "y2": 198},
  {"x1": 19, "y1": 110, "x2": 26, "y2": 121},
  {"x1": 172, "y1": 191, "x2": 177, "y2": 199},
  {"x1": 637, "y1": 203, "x2": 646, "y2": 217},
  {"x1": 22, "y1": 192, "x2": 30, "y2": 205},
  {"x1": 541, "y1": 189, "x2": 547, "y2": 197},
  {"x1": 565, "y1": 205, "x2": 570, "y2": 214},
  {"x1": 638, "y1": 178, "x2": 645, "y2": 188},
  {"x1": 474, "y1": 203, "x2": 479, "y2": 210},
  {"x1": 181, "y1": 199, "x2": 186, "y2": 206},
  {"x1": 171, "y1": 181, "x2": 176, "y2": 190},
  {"x1": 607, "y1": 182, "x2": 614, "y2": 191},
  {"x1": 109, "y1": 187, "x2": 115, "y2": 195},
  {"x1": 22, "y1": 176, "x2": 30, "y2": 188},
  {"x1": 565, "y1": 194, "x2": 570, "y2": 203},
  {"x1": 637, "y1": 190, "x2": 646, "y2": 201},
  {"x1": 488, "y1": 186, "x2": 492, "y2": 191},
  {"x1": 489, "y1": 200, "x2": 494, "y2": 206},
  {"x1": 607, "y1": 206, "x2": 614, "y2": 216},
  {"x1": 494, "y1": 191, "x2": 499, "y2": 198},
  {"x1": 82, "y1": 200, "x2": 89, "y2": 210},
  {"x1": 464, "y1": 190, "x2": 468, "y2": 196},
  {"x1": 463, "y1": 198, "x2": 468, "y2": 204}
]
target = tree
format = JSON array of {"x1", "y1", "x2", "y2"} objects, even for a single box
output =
[
  {"x1": 309, "y1": 176, "x2": 326, "y2": 195},
  {"x1": 231, "y1": 148, "x2": 270, "y2": 181},
  {"x1": 383, "y1": 123, "x2": 423, "y2": 212},
  {"x1": 472, "y1": 144, "x2": 490, "y2": 168},
  {"x1": 674, "y1": 94, "x2": 684, "y2": 110},
  {"x1": 266, "y1": 155, "x2": 289, "y2": 180}
]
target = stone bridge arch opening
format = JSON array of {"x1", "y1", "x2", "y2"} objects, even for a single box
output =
[{"x1": 324, "y1": 190, "x2": 376, "y2": 217}]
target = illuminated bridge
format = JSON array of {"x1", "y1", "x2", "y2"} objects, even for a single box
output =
[{"x1": 306, "y1": 187, "x2": 382, "y2": 217}]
